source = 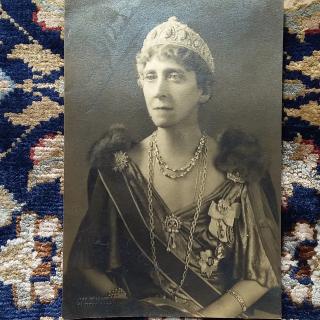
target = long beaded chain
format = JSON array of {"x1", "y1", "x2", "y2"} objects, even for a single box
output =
[
  {"x1": 147, "y1": 133, "x2": 208, "y2": 296},
  {"x1": 153, "y1": 132, "x2": 206, "y2": 179}
]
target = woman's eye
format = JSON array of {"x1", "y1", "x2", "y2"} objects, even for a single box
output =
[
  {"x1": 168, "y1": 72, "x2": 183, "y2": 81},
  {"x1": 144, "y1": 73, "x2": 156, "y2": 81}
]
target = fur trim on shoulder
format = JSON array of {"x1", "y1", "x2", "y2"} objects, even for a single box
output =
[
  {"x1": 88, "y1": 123, "x2": 133, "y2": 167},
  {"x1": 214, "y1": 129, "x2": 269, "y2": 183}
]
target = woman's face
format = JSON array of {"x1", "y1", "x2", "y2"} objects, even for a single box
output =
[{"x1": 140, "y1": 55, "x2": 207, "y2": 128}]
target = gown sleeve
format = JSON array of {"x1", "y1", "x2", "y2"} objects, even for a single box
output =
[
  {"x1": 64, "y1": 167, "x2": 122, "y2": 304},
  {"x1": 232, "y1": 177, "x2": 281, "y2": 289}
]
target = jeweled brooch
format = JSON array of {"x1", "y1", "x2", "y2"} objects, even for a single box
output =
[
  {"x1": 227, "y1": 171, "x2": 245, "y2": 184},
  {"x1": 113, "y1": 151, "x2": 129, "y2": 172},
  {"x1": 199, "y1": 249, "x2": 218, "y2": 278},
  {"x1": 164, "y1": 214, "x2": 181, "y2": 252},
  {"x1": 208, "y1": 198, "x2": 240, "y2": 243},
  {"x1": 199, "y1": 243, "x2": 226, "y2": 278}
]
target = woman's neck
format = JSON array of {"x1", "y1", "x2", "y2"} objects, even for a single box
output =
[{"x1": 155, "y1": 125, "x2": 203, "y2": 168}]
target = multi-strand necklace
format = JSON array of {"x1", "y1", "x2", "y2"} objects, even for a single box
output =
[
  {"x1": 153, "y1": 133, "x2": 207, "y2": 179},
  {"x1": 147, "y1": 131, "x2": 208, "y2": 296}
]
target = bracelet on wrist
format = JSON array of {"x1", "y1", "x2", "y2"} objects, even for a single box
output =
[
  {"x1": 106, "y1": 287, "x2": 127, "y2": 299},
  {"x1": 227, "y1": 289, "x2": 247, "y2": 313}
]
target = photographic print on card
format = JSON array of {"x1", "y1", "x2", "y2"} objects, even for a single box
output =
[{"x1": 63, "y1": 0, "x2": 283, "y2": 318}]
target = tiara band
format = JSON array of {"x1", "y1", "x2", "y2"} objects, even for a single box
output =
[{"x1": 141, "y1": 16, "x2": 214, "y2": 74}]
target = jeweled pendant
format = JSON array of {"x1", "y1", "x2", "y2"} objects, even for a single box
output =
[{"x1": 164, "y1": 214, "x2": 181, "y2": 252}]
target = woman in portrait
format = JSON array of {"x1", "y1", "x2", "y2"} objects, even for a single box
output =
[{"x1": 65, "y1": 17, "x2": 280, "y2": 318}]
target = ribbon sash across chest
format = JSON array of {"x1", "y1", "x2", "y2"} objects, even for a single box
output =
[{"x1": 98, "y1": 167, "x2": 221, "y2": 308}]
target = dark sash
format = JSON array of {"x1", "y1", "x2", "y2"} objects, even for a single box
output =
[{"x1": 98, "y1": 167, "x2": 221, "y2": 308}]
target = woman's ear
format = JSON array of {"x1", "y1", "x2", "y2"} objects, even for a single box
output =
[
  {"x1": 137, "y1": 77, "x2": 143, "y2": 89},
  {"x1": 199, "y1": 92, "x2": 210, "y2": 104},
  {"x1": 198, "y1": 82, "x2": 212, "y2": 104}
]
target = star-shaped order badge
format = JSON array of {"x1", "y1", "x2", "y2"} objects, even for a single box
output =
[
  {"x1": 113, "y1": 151, "x2": 129, "y2": 172},
  {"x1": 208, "y1": 198, "x2": 240, "y2": 243}
]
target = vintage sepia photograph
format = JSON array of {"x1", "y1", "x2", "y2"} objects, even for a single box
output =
[{"x1": 63, "y1": 0, "x2": 283, "y2": 318}]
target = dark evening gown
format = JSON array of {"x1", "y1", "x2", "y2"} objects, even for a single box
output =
[{"x1": 64, "y1": 147, "x2": 280, "y2": 318}]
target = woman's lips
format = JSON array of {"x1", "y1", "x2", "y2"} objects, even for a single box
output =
[{"x1": 153, "y1": 106, "x2": 173, "y2": 110}]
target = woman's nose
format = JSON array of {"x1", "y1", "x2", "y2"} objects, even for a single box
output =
[{"x1": 154, "y1": 76, "x2": 168, "y2": 97}]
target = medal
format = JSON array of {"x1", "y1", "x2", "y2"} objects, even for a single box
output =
[{"x1": 164, "y1": 214, "x2": 181, "y2": 252}]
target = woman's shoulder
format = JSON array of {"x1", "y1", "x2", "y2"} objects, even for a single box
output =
[
  {"x1": 88, "y1": 124, "x2": 153, "y2": 173},
  {"x1": 126, "y1": 135, "x2": 151, "y2": 167},
  {"x1": 214, "y1": 128, "x2": 268, "y2": 183},
  {"x1": 88, "y1": 123, "x2": 133, "y2": 168}
]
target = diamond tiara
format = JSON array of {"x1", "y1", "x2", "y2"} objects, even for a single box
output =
[{"x1": 141, "y1": 16, "x2": 214, "y2": 74}]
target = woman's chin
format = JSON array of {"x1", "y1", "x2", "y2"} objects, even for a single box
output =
[{"x1": 151, "y1": 118, "x2": 175, "y2": 129}]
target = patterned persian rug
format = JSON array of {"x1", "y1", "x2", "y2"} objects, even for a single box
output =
[{"x1": 0, "y1": 0, "x2": 319, "y2": 319}]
